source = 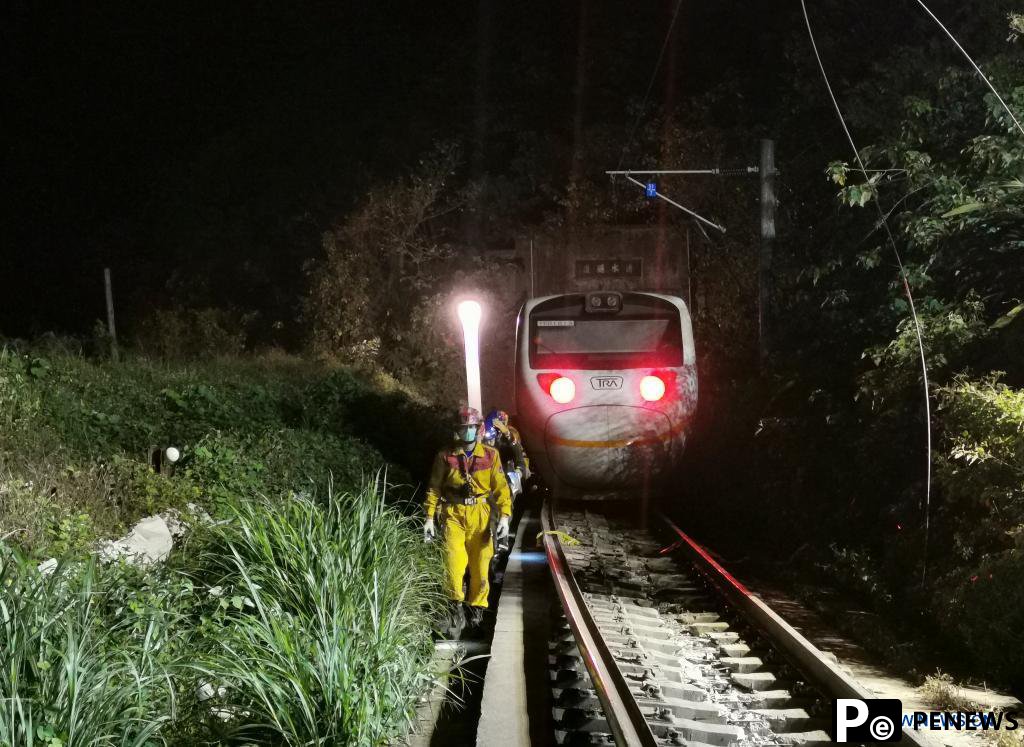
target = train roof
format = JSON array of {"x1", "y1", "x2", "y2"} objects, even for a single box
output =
[{"x1": 521, "y1": 291, "x2": 691, "y2": 315}]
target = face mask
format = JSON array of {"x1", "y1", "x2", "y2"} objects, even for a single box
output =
[{"x1": 457, "y1": 426, "x2": 478, "y2": 444}]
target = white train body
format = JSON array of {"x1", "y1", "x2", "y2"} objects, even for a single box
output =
[{"x1": 514, "y1": 291, "x2": 697, "y2": 499}]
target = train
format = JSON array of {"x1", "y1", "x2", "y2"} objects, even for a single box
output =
[{"x1": 514, "y1": 290, "x2": 697, "y2": 500}]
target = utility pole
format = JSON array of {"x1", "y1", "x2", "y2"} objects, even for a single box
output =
[
  {"x1": 529, "y1": 236, "x2": 536, "y2": 298},
  {"x1": 685, "y1": 227, "x2": 692, "y2": 311},
  {"x1": 758, "y1": 139, "x2": 776, "y2": 369},
  {"x1": 104, "y1": 267, "x2": 119, "y2": 362}
]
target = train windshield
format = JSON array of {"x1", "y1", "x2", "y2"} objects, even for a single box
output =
[{"x1": 530, "y1": 295, "x2": 684, "y2": 370}]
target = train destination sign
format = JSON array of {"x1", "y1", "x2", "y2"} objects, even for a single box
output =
[{"x1": 575, "y1": 259, "x2": 642, "y2": 278}]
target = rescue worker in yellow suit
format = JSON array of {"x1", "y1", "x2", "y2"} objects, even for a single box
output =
[
  {"x1": 486, "y1": 408, "x2": 531, "y2": 480},
  {"x1": 423, "y1": 406, "x2": 512, "y2": 630}
]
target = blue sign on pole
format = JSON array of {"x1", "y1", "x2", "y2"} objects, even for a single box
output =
[{"x1": 645, "y1": 182, "x2": 657, "y2": 198}]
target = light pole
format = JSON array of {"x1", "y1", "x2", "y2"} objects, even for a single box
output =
[{"x1": 457, "y1": 300, "x2": 483, "y2": 414}]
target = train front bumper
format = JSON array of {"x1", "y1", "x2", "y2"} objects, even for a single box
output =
[{"x1": 543, "y1": 405, "x2": 677, "y2": 491}]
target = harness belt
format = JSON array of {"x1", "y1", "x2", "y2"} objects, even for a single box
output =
[
  {"x1": 444, "y1": 450, "x2": 490, "y2": 507},
  {"x1": 442, "y1": 495, "x2": 487, "y2": 506}
]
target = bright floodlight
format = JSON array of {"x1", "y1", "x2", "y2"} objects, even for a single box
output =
[
  {"x1": 457, "y1": 300, "x2": 483, "y2": 414},
  {"x1": 457, "y1": 299, "x2": 482, "y2": 327},
  {"x1": 164, "y1": 446, "x2": 181, "y2": 463}
]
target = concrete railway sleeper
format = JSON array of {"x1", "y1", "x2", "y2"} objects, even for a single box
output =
[{"x1": 540, "y1": 501, "x2": 921, "y2": 747}]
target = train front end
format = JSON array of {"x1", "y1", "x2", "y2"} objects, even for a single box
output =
[{"x1": 515, "y1": 291, "x2": 697, "y2": 500}]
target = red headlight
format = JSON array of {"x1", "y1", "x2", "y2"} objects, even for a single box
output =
[
  {"x1": 549, "y1": 376, "x2": 576, "y2": 404},
  {"x1": 640, "y1": 375, "x2": 665, "y2": 402}
]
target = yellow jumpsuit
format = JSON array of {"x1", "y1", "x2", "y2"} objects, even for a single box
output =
[{"x1": 425, "y1": 442, "x2": 512, "y2": 608}]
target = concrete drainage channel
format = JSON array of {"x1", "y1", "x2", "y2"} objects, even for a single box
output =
[{"x1": 404, "y1": 500, "x2": 548, "y2": 747}]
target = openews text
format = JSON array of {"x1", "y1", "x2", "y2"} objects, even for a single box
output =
[{"x1": 833, "y1": 698, "x2": 1020, "y2": 743}]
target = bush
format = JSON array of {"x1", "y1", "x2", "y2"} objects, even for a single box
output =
[
  {"x1": 134, "y1": 307, "x2": 252, "y2": 360},
  {"x1": 919, "y1": 671, "x2": 977, "y2": 711},
  {"x1": 931, "y1": 375, "x2": 1024, "y2": 686},
  {"x1": 0, "y1": 345, "x2": 450, "y2": 742},
  {"x1": 934, "y1": 552, "x2": 1024, "y2": 688},
  {"x1": 935, "y1": 375, "x2": 1024, "y2": 563}
]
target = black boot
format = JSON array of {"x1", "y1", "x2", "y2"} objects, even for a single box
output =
[
  {"x1": 443, "y1": 601, "x2": 466, "y2": 640},
  {"x1": 463, "y1": 604, "x2": 487, "y2": 639},
  {"x1": 467, "y1": 604, "x2": 484, "y2": 627}
]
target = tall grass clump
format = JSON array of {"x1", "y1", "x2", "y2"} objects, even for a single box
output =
[
  {"x1": 0, "y1": 546, "x2": 179, "y2": 746},
  {"x1": 191, "y1": 479, "x2": 445, "y2": 746}
]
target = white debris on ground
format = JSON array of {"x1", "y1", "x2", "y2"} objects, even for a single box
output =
[
  {"x1": 34, "y1": 501, "x2": 215, "y2": 574},
  {"x1": 98, "y1": 501, "x2": 219, "y2": 565},
  {"x1": 197, "y1": 681, "x2": 229, "y2": 702},
  {"x1": 159, "y1": 509, "x2": 188, "y2": 540},
  {"x1": 97, "y1": 514, "x2": 174, "y2": 564}
]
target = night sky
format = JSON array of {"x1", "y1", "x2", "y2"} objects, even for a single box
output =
[{"x1": 2, "y1": 1, "x2": 895, "y2": 338}]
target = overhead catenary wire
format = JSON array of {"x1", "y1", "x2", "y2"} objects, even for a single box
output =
[
  {"x1": 799, "y1": 0, "x2": 935, "y2": 584},
  {"x1": 610, "y1": 0, "x2": 729, "y2": 236},
  {"x1": 606, "y1": 168, "x2": 760, "y2": 176},
  {"x1": 914, "y1": 0, "x2": 1024, "y2": 138},
  {"x1": 615, "y1": 0, "x2": 686, "y2": 173},
  {"x1": 622, "y1": 174, "x2": 727, "y2": 233}
]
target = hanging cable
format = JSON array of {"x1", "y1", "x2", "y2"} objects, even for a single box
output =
[
  {"x1": 799, "y1": 0, "x2": 934, "y2": 585},
  {"x1": 914, "y1": 0, "x2": 1024, "y2": 138},
  {"x1": 615, "y1": 0, "x2": 686, "y2": 173}
]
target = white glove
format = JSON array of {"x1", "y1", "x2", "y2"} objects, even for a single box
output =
[
  {"x1": 495, "y1": 515, "x2": 510, "y2": 540},
  {"x1": 423, "y1": 518, "x2": 436, "y2": 542}
]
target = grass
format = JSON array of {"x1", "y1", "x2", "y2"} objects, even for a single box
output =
[
  {"x1": 189, "y1": 480, "x2": 445, "y2": 745},
  {"x1": 0, "y1": 347, "x2": 445, "y2": 559},
  {"x1": 994, "y1": 730, "x2": 1024, "y2": 747},
  {"x1": 0, "y1": 547, "x2": 180, "y2": 746},
  {"x1": 919, "y1": 672, "x2": 1024, "y2": 747},
  {"x1": 2, "y1": 478, "x2": 447, "y2": 746},
  {"x1": 920, "y1": 671, "x2": 979, "y2": 712},
  {"x1": 1, "y1": 344, "x2": 450, "y2": 745}
]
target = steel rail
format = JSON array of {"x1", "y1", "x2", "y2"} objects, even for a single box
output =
[
  {"x1": 657, "y1": 512, "x2": 929, "y2": 747},
  {"x1": 541, "y1": 499, "x2": 659, "y2": 747}
]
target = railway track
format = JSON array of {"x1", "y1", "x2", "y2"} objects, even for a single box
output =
[{"x1": 540, "y1": 500, "x2": 927, "y2": 747}]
